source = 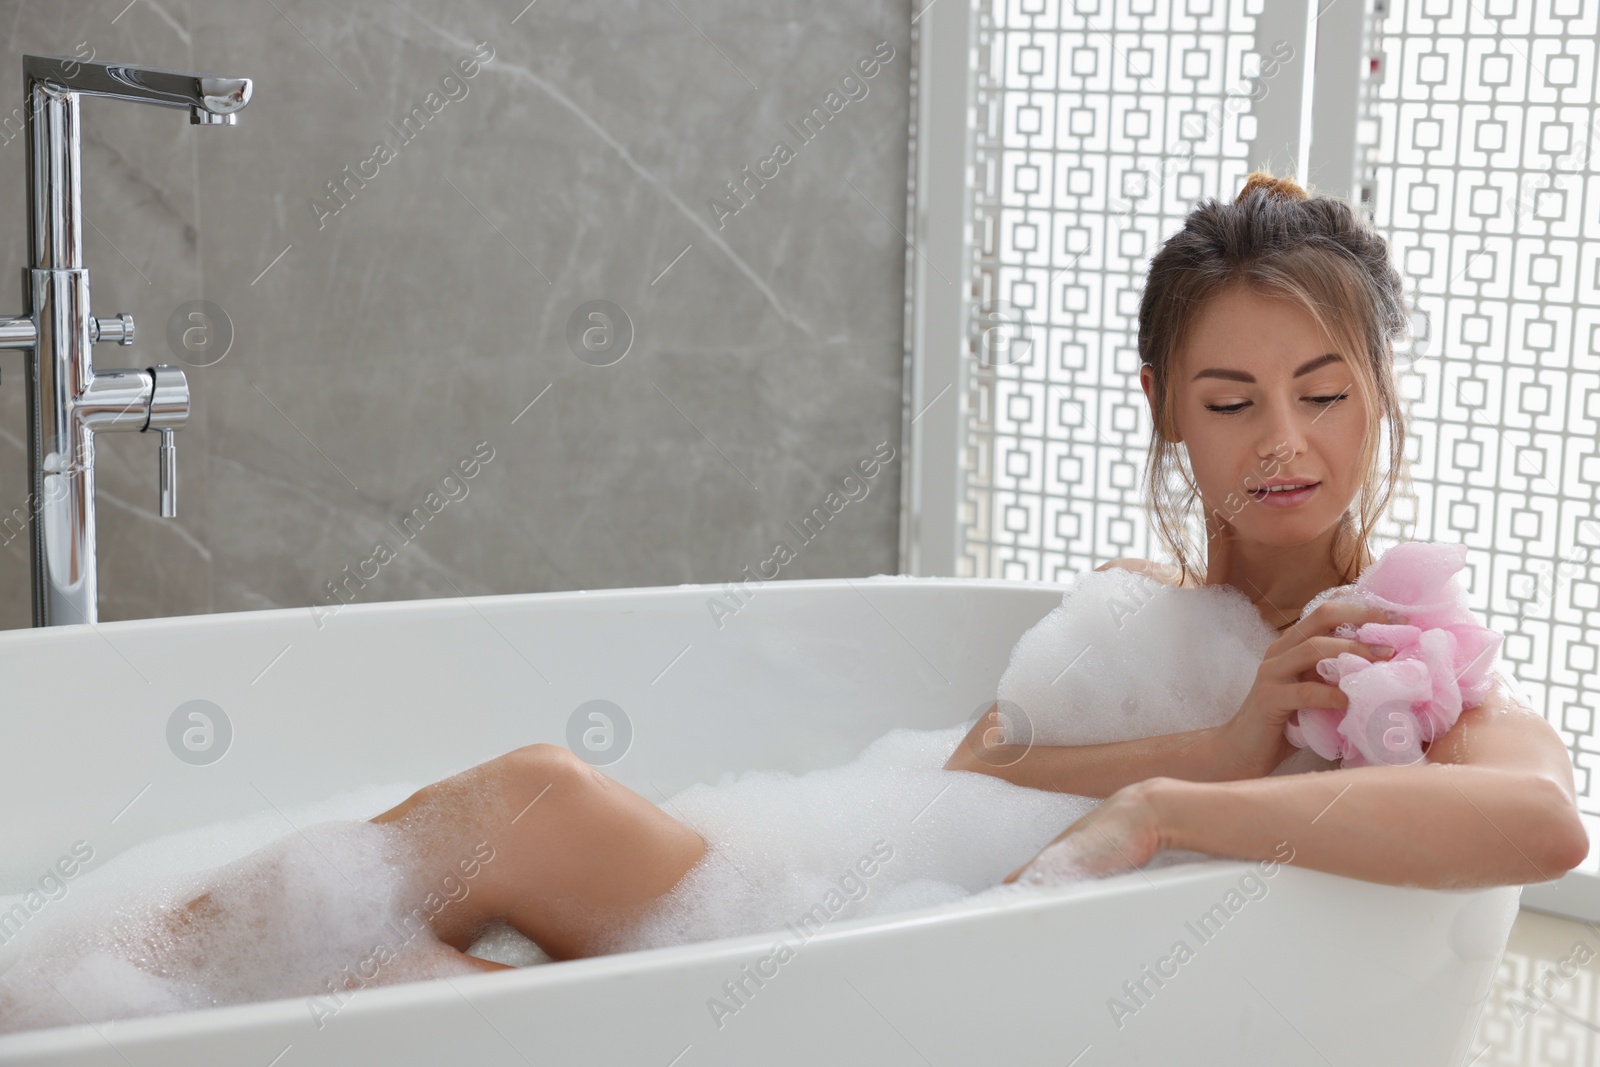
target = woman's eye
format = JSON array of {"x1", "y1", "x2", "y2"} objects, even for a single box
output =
[{"x1": 1204, "y1": 393, "x2": 1349, "y2": 415}]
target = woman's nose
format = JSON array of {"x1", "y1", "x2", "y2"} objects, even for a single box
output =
[{"x1": 1258, "y1": 397, "x2": 1308, "y2": 458}]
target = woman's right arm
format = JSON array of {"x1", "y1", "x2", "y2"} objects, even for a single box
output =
[
  {"x1": 942, "y1": 702, "x2": 1239, "y2": 799},
  {"x1": 946, "y1": 599, "x2": 1401, "y2": 797}
]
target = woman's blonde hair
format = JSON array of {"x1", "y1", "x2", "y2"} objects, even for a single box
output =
[{"x1": 1138, "y1": 170, "x2": 1416, "y2": 592}]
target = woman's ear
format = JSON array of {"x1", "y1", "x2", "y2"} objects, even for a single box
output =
[{"x1": 1140, "y1": 362, "x2": 1180, "y2": 444}]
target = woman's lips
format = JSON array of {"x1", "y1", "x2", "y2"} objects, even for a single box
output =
[{"x1": 1251, "y1": 481, "x2": 1319, "y2": 507}]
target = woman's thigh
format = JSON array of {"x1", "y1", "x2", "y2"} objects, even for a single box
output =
[{"x1": 370, "y1": 743, "x2": 708, "y2": 961}]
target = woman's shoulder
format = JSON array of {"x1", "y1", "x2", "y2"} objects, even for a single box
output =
[{"x1": 1094, "y1": 557, "x2": 1189, "y2": 588}]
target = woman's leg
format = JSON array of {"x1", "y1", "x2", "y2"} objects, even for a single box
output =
[{"x1": 369, "y1": 743, "x2": 708, "y2": 961}]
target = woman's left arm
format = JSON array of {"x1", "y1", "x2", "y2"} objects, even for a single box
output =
[{"x1": 1008, "y1": 674, "x2": 1591, "y2": 889}]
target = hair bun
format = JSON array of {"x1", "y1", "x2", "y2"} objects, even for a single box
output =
[{"x1": 1235, "y1": 170, "x2": 1309, "y2": 204}]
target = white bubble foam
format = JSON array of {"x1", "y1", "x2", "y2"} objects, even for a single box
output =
[
  {"x1": 587, "y1": 724, "x2": 1103, "y2": 955},
  {"x1": 0, "y1": 784, "x2": 485, "y2": 1034},
  {"x1": 995, "y1": 569, "x2": 1281, "y2": 746}
]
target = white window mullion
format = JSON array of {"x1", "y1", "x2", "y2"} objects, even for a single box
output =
[
  {"x1": 900, "y1": 0, "x2": 980, "y2": 577},
  {"x1": 1306, "y1": 0, "x2": 1366, "y2": 199}
]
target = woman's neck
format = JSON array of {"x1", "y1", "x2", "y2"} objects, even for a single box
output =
[{"x1": 1199, "y1": 522, "x2": 1367, "y2": 632}]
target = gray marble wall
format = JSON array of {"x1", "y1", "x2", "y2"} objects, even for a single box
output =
[{"x1": 0, "y1": 0, "x2": 910, "y2": 629}]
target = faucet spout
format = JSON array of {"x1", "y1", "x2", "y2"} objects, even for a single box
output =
[{"x1": 24, "y1": 54, "x2": 252, "y2": 122}]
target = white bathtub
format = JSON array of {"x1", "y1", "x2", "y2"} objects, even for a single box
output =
[{"x1": 0, "y1": 576, "x2": 1518, "y2": 1065}]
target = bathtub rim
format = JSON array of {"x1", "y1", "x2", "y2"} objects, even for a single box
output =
[
  {"x1": 0, "y1": 574, "x2": 1076, "y2": 648},
  {"x1": 0, "y1": 853, "x2": 1451, "y2": 1054}
]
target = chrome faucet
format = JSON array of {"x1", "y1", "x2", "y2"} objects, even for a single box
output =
[{"x1": 0, "y1": 54, "x2": 251, "y2": 626}]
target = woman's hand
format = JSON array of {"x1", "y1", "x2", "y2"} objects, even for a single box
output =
[
  {"x1": 1002, "y1": 781, "x2": 1166, "y2": 884},
  {"x1": 1213, "y1": 601, "x2": 1405, "y2": 780}
]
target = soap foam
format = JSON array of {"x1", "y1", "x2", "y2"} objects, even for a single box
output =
[
  {"x1": 995, "y1": 568, "x2": 1281, "y2": 746},
  {"x1": 586, "y1": 725, "x2": 1100, "y2": 955},
  {"x1": 0, "y1": 784, "x2": 488, "y2": 1033}
]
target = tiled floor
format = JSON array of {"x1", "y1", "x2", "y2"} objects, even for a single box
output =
[{"x1": 1472, "y1": 908, "x2": 1600, "y2": 1065}]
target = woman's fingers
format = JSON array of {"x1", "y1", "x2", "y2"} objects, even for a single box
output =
[
  {"x1": 1222, "y1": 606, "x2": 1406, "y2": 779},
  {"x1": 1003, "y1": 788, "x2": 1164, "y2": 886},
  {"x1": 1293, "y1": 681, "x2": 1348, "y2": 712},
  {"x1": 1292, "y1": 603, "x2": 1407, "y2": 693},
  {"x1": 1290, "y1": 635, "x2": 1394, "y2": 676},
  {"x1": 1281, "y1": 603, "x2": 1402, "y2": 650}
]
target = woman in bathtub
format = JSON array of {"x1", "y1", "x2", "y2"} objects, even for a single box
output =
[{"x1": 174, "y1": 172, "x2": 1591, "y2": 976}]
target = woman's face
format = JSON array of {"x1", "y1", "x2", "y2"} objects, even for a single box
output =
[{"x1": 1141, "y1": 285, "x2": 1369, "y2": 547}]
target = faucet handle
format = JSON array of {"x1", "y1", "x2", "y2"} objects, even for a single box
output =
[
  {"x1": 91, "y1": 313, "x2": 134, "y2": 346},
  {"x1": 157, "y1": 428, "x2": 177, "y2": 517},
  {"x1": 144, "y1": 364, "x2": 188, "y2": 518}
]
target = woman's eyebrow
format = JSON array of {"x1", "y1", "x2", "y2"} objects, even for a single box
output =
[{"x1": 1190, "y1": 352, "x2": 1343, "y2": 383}]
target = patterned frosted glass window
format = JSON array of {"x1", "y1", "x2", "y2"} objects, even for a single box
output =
[
  {"x1": 1356, "y1": 0, "x2": 1600, "y2": 824},
  {"x1": 963, "y1": 0, "x2": 1269, "y2": 580}
]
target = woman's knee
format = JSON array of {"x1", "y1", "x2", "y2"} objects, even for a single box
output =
[
  {"x1": 471, "y1": 743, "x2": 635, "y2": 838},
  {"x1": 492, "y1": 743, "x2": 604, "y2": 801},
  {"x1": 492, "y1": 744, "x2": 701, "y2": 861},
  {"x1": 371, "y1": 743, "x2": 592, "y2": 830},
  {"x1": 497, "y1": 742, "x2": 590, "y2": 778}
]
